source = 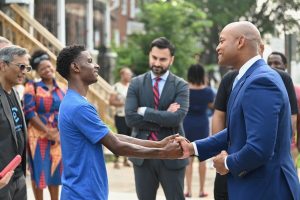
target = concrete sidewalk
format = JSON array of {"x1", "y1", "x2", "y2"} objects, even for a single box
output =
[
  {"x1": 27, "y1": 159, "x2": 300, "y2": 200},
  {"x1": 107, "y1": 159, "x2": 216, "y2": 200},
  {"x1": 27, "y1": 159, "x2": 216, "y2": 200}
]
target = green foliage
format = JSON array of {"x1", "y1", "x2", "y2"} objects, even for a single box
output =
[
  {"x1": 114, "y1": 0, "x2": 212, "y2": 77},
  {"x1": 116, "y1": 0, "x2": 300, "y2": 71},
  {"x1": 186, "y1": 0, "x2": 257, "y2": 64},
  {"x1": 186, "y1": 0, "x2": 300, "y2": 64}
]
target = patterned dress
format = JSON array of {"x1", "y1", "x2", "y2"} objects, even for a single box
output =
[{"x1": 23, "y1": 79, "x2": 65, "y2": 188}]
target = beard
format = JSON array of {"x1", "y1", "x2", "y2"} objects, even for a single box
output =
[{"x1": 150, "y1": 65, "x2": 170, "y2": 76}]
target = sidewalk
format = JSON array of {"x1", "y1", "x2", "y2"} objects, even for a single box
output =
[
  {"x1": 27, "y1": 159, "x2": 216, "y2": 200},
  {"x1": 107, "y1": 159, "x2": 215, "y2": 200},
  {"x1": 27, "y1": 159, "x2": 300, "y2": 200}
]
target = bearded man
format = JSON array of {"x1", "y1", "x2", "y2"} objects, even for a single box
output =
[{"x1": 125, "y1": 37, "x2": 189, "y2": 200}]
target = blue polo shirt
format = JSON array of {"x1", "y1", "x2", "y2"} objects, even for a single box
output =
[{"x1": 58, "y1": 89, "x2": 109, "y2": 200}]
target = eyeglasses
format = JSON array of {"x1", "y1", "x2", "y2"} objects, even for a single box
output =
[{"x1": 7, "y1": 62, "x2": 32, "y2": 72}]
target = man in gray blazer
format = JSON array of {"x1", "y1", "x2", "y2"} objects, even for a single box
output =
[{"x1": 125, "y1": 37, "x2": 189, "y2": 200}]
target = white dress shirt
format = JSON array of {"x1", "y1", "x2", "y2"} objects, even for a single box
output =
[{"x1": 137, "y1": 71, "x2": 170, "y2": 116}]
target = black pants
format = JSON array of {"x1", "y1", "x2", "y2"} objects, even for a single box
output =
[
  {"x1": 214, "y1": 173, "x2": 228, "y2": 200},
  {"x1": 0, "y1": 175, "x2": 27, "y2": 200},
  {"x1": 114, "y1": 116, "x2": 131, "y2": 160},
  {"x1": 115, "y1": 116, "x2": 131, "y2": 136}
]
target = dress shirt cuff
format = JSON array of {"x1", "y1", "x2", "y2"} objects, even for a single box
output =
[
  {"x1": 192, "y1": 142, "x2": 198, "y2": 156},
  {"x1": 224, "y1": 156, "x2": 229, "y2": 170},
  {"x1": 137, "y1": 107, "x2": 147, "y2": 116}
]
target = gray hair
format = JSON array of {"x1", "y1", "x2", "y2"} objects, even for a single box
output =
[{"x1": 0, "y1": 45, "x2": 28, "y2": 63}]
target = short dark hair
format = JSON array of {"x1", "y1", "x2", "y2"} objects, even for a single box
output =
[
  {"x1": 30, "y1": 50, "x2": 50, "y2": 70},
  {"x1": 56, "y1": 45, "x2": 86, "y2": 79},
  {"x1": 270, "y1": 51, "x2": 287, "y2": 65},
  {"x1": 187, "y1": 64, "x2": 205, "y2": 85},
  {"x1": 149, "y1": 37, "x2": 175, "y2": 56}
]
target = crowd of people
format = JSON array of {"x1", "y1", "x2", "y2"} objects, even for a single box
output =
[{"x1": 0, "y1": 20, "x2": 300, "y2": 200}]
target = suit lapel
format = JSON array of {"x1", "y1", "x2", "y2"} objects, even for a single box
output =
[
  {"x1": 159, "y1": 72, "x2": 174, "y2": 108},
  {"x1": 226, "y1": 59, "x2": 266, "y2": 145},
  {"x1": 0, "y1": 87, "x2": 18, "y2": 148},
  {"x1": 227, "y1": 59, "x2": 266, "y2": 118},
  {"x1": 13, "y1": 88, "x2": 27, "y2": 138},
  {"x1": 227, "y1": 77, "x2": 245, "y2": 120}
]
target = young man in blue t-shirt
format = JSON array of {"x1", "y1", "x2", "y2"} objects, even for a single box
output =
[{"x1": 56, "y1": 45, "x2": 183, "y2": 200}]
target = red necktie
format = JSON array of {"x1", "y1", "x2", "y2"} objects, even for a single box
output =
[{"x1": 149, "y1": 77, "x2": 161, "y2": 141}]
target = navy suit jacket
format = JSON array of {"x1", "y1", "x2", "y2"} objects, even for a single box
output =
[{"x1": 195, "y1": 59, "x2": 300, "y2": 200}]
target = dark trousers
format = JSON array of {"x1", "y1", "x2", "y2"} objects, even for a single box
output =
[
  {"x1": 133, "y1": 159, "x2": 185, "y2": 200},
  {"x1": 114, "y1": 116, "x2": 131, "y2": 160},
  {"x1": 0, "y1": 175, "x2": 27, "y2": 200},
  {"x1": 114, "y1": 116, "x2": 131, "y2": 136},
  {"x1": 214, "y1": 173, "x2": 228, "y2": 200}
]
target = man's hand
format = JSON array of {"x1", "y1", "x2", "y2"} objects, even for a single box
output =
[
  {"x1": 158, "y1": 134, "x2": 179, "y2": 148},
  {"x1": 175, "y1": 136, "x2": 194, "y2": 159},
  {"x1": 161, "y1": 140, "x2": 183, "y2": 159},
  {"x1": 213, "y1": 150, "x2": 229, "y2": 175},
  {"x1": 167, "y1": 103, "x2": 180, "y2": 112},
  {"x1": 0, "y1": 171, "x2": 13, "y2": 189}
]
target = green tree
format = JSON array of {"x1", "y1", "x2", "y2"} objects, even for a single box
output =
[
  {"x1": 186, "y1": 0, "x2": 300, "y2": 65},
  {"x1": 114, "y1": 0, "x2": 212, "y2": 76}
]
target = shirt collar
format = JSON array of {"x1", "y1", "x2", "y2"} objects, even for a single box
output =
[
  {"x1": 150, "y1": 70, "x2": 169, "y2": 81},
  {"x1": 236, "y1": 55, "x2": 261, "y2": 80}
]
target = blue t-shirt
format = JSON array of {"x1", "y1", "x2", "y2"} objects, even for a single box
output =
[{"x1": 58, "y1": 89, "x2": 109, "y2": 200}]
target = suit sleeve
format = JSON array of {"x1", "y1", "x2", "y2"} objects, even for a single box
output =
[
  {"x1": 226, "y1": 77, "x2": 283, "y2": 177},
  {"x1": 143, "y1": 79, "x2": 189, "y2": 128},
  {"x1": 195, "y1": 128, "x2": 228, "y2": 161},
  {"x1": 125, "y1": 78, "x2": 160, "y2": 130}
]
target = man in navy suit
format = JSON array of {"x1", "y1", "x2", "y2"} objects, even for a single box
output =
[{"x1": 178, "y1": 21, "x2": 300, "y2": 200}]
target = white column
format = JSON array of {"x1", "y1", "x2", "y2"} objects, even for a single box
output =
[
  {"x1": 105, "y1": 0, "x2": 111, "y2": 47},
  {"x1": 28, "y1": 0, "x2": 34, "y2": 35},
  {"x1": 28, "y1": 0, "x2": 34, "y2": 17},
  {"x1": 86, "y1": 0, "x2": 94, "y2": 50},
  {"x1": 57, "y1": 0, "x2": 66, "y2": 46}
]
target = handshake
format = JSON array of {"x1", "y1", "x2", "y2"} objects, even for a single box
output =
[
  {"x1": 157, "y1": 134, "x2": 193, "y2": 159},
  {"x1": 159, "y1": 134, "x2": 229, "y2": 175}
]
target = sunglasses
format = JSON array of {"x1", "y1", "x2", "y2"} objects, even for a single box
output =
[
  {"x1": 33, "y1": 54, "x2": 49, "y2": 64},
  {"x1": 6, "y1": 62, "x2": 32, "y2": 72}
]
